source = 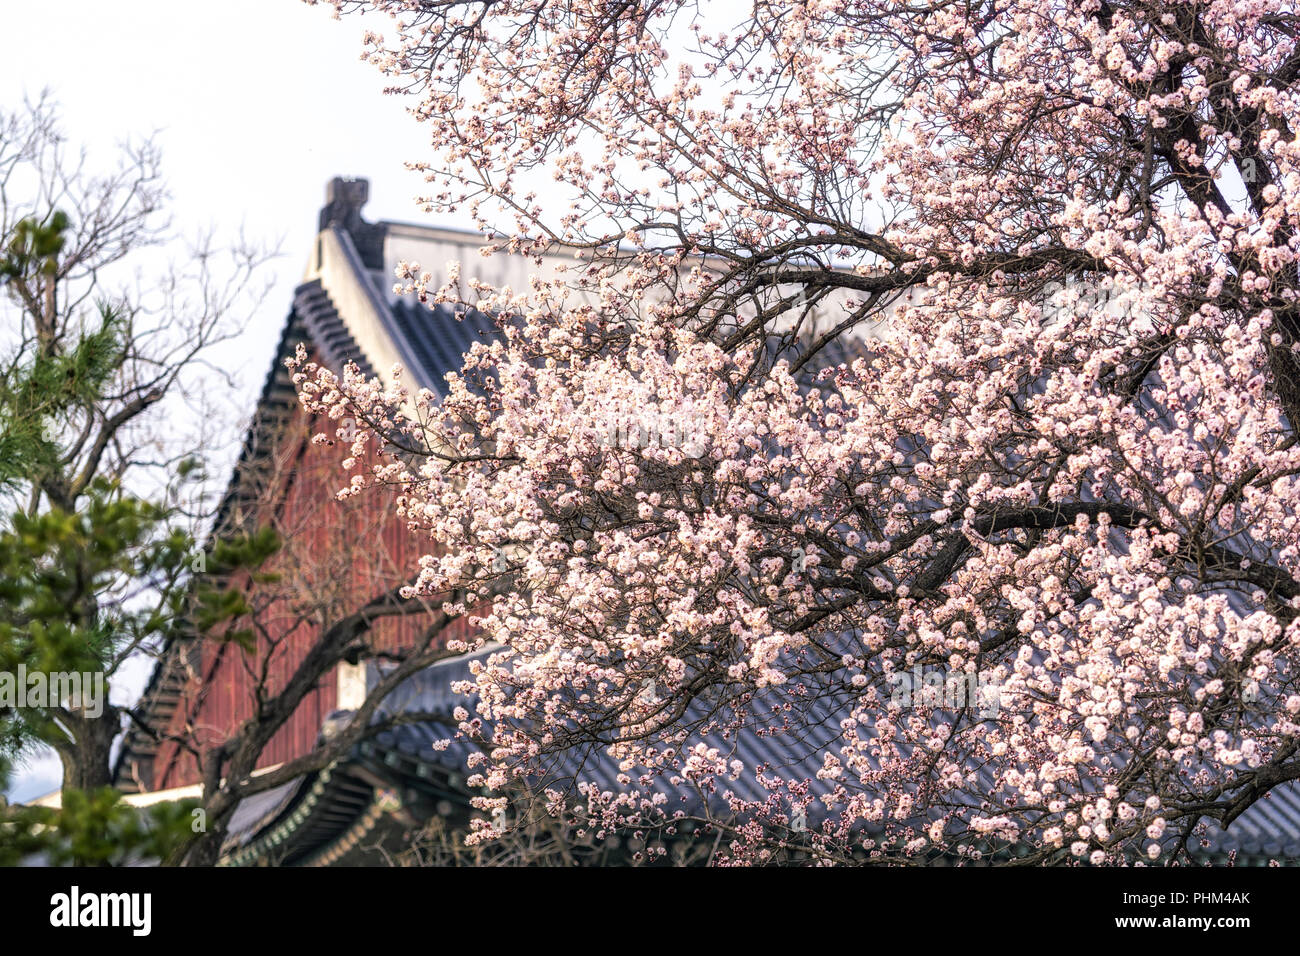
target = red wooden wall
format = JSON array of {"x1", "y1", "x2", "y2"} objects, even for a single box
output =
[{"x1": 149, "y1": 385, "x2": 465, "y2": 790}]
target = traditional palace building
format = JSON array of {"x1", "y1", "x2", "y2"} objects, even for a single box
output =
[{"x1": 112, "y1": 179, "x2": 1300, "y2": 866}]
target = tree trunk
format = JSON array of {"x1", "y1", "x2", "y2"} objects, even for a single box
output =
[{"x1": 57, "y1": 705, "x2": 119, "y2": 795}]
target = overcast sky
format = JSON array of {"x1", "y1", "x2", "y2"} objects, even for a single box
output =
[{"x1": 0, "y1": 0, "x2": 459, "y2": 801}]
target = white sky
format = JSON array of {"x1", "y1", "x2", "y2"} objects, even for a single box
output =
[{"x1": 0, "y1": 0, "x2": 458, "y2": 801}]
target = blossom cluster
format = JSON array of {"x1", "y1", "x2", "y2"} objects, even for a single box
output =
[{"x1": 299, "y1": 0, "x2": 1300, "y2": 864}]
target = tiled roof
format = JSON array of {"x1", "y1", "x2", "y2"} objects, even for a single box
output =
[
  {"x1": 384, "y1": 297, "x2": 500, "y2": 398},
  {"x1": 404, "y1": 641, "x2": 1300, "y2": 857},
  {"x1": 221, "y1": 777, "x2": 304, "y2": 851},
  {"x1": 294, "y1": 279, "x2": 378, "y2": 381},
  {"x1": 219, "y1": 642, "x2": 1300, "y2": 864},
  {"x1": 364, "y1": 649, "x2": 861, "y2": 820}
]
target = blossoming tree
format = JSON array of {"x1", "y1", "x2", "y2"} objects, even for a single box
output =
[{"x1": 295, "y1": 0, "x2": 1300, "y2": 864}]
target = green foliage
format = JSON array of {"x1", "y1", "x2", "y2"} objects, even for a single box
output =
[
  {"x1": 0, "y1": 787, "x2": 202, "y2": 866},
  {"x1": 193, "y1": 525, "x2": 283, "y2": 653},
  {"x1": 207, "y1": 524, "x2": 282, "y2": 577},
  {"x1": 0, "y1": 212, "x2": 127, "y2": 491},
  {"x1": 0, "y1": 480, "x2": 193, "y2": 757},
  {"x1": 0, "y1": 210, "x2": 68, "y2": 282},
  {"x1": 0, "y1": 476, "x2": 282, "y2": 865},
  {"x1": 0, "y1": 195, "x2": 284, "y2": 865},
  {"x1": 0, "y1": 474, "x2": 223, "y2": 867}
]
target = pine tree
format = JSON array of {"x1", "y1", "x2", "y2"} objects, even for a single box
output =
[{"x1": 0, "y1": 95, "x2": 268, "y2": 864}]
